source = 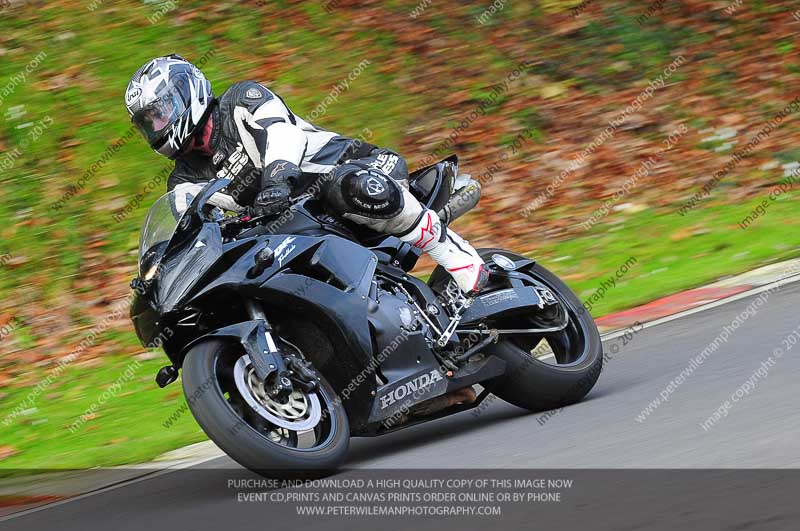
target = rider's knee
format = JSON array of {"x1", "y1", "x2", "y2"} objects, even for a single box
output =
[{"x1": 325, "y1": 160, "x2": 406, "y2": 220}]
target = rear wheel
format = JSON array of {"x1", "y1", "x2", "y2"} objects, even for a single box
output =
[
  {"x1": 181, "y1": 339, "x2": 349, "y2": 478},
  {"x1": 430, "y1": 248, "x2": 604, "y2": 412}
]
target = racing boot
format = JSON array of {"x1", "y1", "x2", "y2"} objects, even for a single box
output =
[{"x1": 398, "y1": 209, "x2": 489, "y2": 296}]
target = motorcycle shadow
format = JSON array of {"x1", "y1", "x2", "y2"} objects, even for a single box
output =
[{"x1": 345, "y1": 400, "x2": 531, "y2": 466}]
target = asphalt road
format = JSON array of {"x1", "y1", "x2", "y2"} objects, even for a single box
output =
[{"x1": 5, "y1": 283, "x2": 800, "y2": 530}]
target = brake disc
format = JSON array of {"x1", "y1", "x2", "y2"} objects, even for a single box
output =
[{"x1": 233, "y1": 355, "x2": 322, "y2": 431}]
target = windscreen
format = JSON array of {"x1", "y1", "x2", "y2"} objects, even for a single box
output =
[{"x1": 138, "y1": 188, "x2": 196, "y2": 277}]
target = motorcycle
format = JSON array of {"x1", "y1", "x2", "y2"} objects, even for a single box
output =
[{"x1": 130, "y1": 156, "x2": 603, "y2": 476}]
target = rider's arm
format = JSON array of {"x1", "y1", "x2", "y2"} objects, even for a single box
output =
[
  {"x1": 170, "y1": 182, "x2": 245, "y2": 214},
  {"x1": 232, "y1": 83, "x2": 306, "y2": 175},
  {"x1": 168, "y1": 159, "x2": 243, "y2": 213},
  {"x1": 230, "y1": 82, "x2": 306, "y2": 213}
]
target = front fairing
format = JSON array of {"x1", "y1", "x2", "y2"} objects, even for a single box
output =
[
  {"x1": 137, "y1": 179, "x2": 231, "y2": 280},
  {"x1": 131, "y1": 221, "x2": 225, "y2": 343},
  {"x1": 154, "y1": 221, "x2": 224, "y2": 313},
  {"x1": 132, "y1": 180, "x2": 232, "y2": 346}
]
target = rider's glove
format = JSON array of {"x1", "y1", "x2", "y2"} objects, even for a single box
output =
[
  {"x1": 252, "y1": 185, "x2": 291, "y2": 216},
  {"x1": 251, "y1": 160, "x2": 303, "y2": 217}
]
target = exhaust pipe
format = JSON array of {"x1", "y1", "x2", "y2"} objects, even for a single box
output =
[{"x1": 438, "y1": 175, "x2": 481, "y2": 224}]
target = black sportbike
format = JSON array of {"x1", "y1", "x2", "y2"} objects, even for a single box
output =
[{"x1": 131, "y1": 156, "x2": 603, "y2": 476}]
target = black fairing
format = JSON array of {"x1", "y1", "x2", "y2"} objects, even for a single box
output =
[
  {"x1": 131, "y1": 290, "x2": 160, "y2": 347},
  {"x1": 131, "y1": 212, "x2": 385, "y2": 429},
  {"x1": 131, "y1": 159, "x2": 539, "y2": 434}
]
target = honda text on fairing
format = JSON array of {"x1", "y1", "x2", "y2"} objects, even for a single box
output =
[{"x1": 130, "y1": 158, "x2": 603, "y2": 476}]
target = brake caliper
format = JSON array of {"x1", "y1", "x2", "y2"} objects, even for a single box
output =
[{"x1": 285, "y1": 355, "x2": 319, "y2": 392}]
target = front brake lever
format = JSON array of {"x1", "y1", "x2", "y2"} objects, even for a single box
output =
[{"x1": 220, "y1": 210, "x2": 275, "y2": 239}]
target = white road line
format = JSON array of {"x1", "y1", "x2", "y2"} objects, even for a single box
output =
[
  {"x1": 539, "y1": 272, "x2": 800, "y2": 360},
  {"x1": 600, "y1": 272, "x2": 800, "y2": 342},
  {"x1": 0, "y1": 454, "x2": 226, "y2": 523}
]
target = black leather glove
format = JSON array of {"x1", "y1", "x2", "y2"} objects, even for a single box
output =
[
  {"x1": 252, "y1": 185, "x2": 291, "y2": 216},
  {"x1": 251, "y1": 160, "x2": 303, "y2": 216}
]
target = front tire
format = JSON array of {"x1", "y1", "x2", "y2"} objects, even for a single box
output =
[{"x1": 181, "y1": 339, "x2": 349, "y2": 478}]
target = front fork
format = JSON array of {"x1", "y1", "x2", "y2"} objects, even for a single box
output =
[
  {"x1": 243, "y1": 300, "x2": 295, "y2": 399},
  {"x1": 243, "y1": 300, "x2": 318, "y2": 398}
]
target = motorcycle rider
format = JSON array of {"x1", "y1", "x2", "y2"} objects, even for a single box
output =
[{"x1": 125, "y1": 54, "x2": 488, "y2": 296}]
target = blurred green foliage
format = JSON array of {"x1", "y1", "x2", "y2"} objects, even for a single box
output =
[{"x1": 1, "y1": 0, "x2": 799, "y2": 469}]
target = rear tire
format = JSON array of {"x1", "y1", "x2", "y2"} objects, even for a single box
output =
[
  {"x1": 430, "y1": 248, "x2": 604, "y2": 412},
  {"x1": 181, "y1": 339, "x2": 350, "y2": 478},
  {"x1": 481, "y1": 250, "x2": 603, "y2": 411}
]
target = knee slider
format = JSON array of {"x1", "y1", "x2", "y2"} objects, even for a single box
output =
[{"x1": 328, "y1": 161, "x2": 404, "y2": 219}]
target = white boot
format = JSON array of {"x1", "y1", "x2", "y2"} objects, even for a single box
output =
[{"x1": 398, "y1": 209, "x2": 488, "y2": 295}]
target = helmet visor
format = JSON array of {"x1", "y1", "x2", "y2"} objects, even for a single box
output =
[{"x1": 131, "y1": 89, "x2": 188, "y2": 146}]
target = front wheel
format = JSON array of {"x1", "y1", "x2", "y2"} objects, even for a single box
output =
[{"x1": 181, "y1": 339, "x2": 349, "y2": 478}]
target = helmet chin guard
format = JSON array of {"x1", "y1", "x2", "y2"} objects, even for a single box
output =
[{"x1": 126, "y1": 54, "x2": 213, "y2": 159}]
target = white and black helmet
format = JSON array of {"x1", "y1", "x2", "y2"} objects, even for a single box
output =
[{"x1": 125, "y1": 54, "x2": 213, "y2": 159}]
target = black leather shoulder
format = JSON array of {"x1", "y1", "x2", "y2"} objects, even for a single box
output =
[{"x1": 220, "y1": 80, "x2": 274, "y2": 113}]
